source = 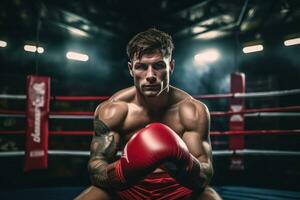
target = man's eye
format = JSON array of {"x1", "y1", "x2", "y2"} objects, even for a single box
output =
[
  {"x1": 135, "y1": 64, "x2": 147, "y2": 70},
  {"x1": 153, "y1": 63, "x2": 165, "y2": 69}
]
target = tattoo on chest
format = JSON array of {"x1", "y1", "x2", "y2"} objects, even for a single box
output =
[{"x1": 94, "y1": 118, "x2": 110, "y2": 136}]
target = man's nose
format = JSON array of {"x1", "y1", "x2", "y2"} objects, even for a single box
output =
[{"x1": 146, "y1": 66, "x2": 156, "y2": 83}]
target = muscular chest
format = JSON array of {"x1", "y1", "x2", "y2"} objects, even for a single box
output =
[{"x1": 121, "y1": 105, "x2": 184, "y2": 143}]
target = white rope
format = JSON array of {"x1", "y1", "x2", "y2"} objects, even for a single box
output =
[
  {"x1": 49, "y1": 115, "x2": 93, "y2": 119},
  {"x1": 0, "y1": 114, "x2": 93, "y2": 119},
  {"x1": 213, "y1": 149, "x2": 300, "y2": 156},
  {"x1": 0, "y1": 151, "x2": 24, "y2": 156},
  {"x1": 0, "y1": 94, "x2": 26, "y2": 99},
  {"x1": 245, "y1": 112, "x2": 300, "y2": 117},
  {"x1": 1, "y1": 149, "x2": 299, "y2": 157},
  {"x1": 234, "y1": 88, "x2": 300, "y2": 98},
  {"x1": 48, "y1": 150, "x2": 90, "y2": 156},
  {"x1": 0, "y1": 150, "x2": 89, "y2": 157},
  {"x1": 1, "y1": 88, "x2": 300, "y2": 100}
]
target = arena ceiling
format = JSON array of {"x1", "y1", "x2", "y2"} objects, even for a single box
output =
[
  {"x1": 1, "y1": 0, "x2": 300, "y2": 45},
  {"x1": 1, "y1": 0, "x2": 300, "y2": 96}
]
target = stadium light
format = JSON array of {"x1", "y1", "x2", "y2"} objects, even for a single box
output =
[
  {"x1": 242, "y1": 44, "x2": 263, "y2": 54},
  {"x1": 0, "y1": 40, "x2": 7, "y2": 47},
  {"x1": 284, "y1": 37, "x2": 300, "y2": 46},
  {"x1": 24, "y1": 45, "x2": 44, "y2": 54},
  {"x1": 66, "y1": 51, "x2": 89, "y2": 62}
]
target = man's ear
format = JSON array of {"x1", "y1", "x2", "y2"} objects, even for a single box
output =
[
  {"x1": 128, "y1": 62, "x2": 133, "y2": 77},
  {"x1": 170, "y1": 59, "x2": 175, "y2": 74}
]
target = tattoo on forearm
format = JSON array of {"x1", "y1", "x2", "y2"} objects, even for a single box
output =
[
  {"x1": 88, "y1": 117, "x2": 118, "y2": 188},
  {"x1": 88, "y1": 158, "x2": 110, "y2": 188}
]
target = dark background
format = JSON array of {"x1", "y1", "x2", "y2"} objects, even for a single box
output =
[{"x1": 0, "y1": 0, "x2": 300, "y2": 195}]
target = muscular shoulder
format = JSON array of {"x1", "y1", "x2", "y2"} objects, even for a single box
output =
[
  {"x1": 110, "y1": 86, "x2": 136, "y2": 102},
  {"x1": 94, "y1": 100, "x2": 128, "y2": 130},
  {"x1": 178, "y1": 97, "x2": 210, "y2": 132},
  {"x1": 94, "y1": 86, "x2": 135, "y2": 126}
]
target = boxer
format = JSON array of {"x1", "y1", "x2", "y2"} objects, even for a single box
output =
[{"x1": 75, "y1": 28, "x2": 222, "y2": 200}]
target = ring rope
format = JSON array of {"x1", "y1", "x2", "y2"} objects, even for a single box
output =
[
  {"x1": 210, "y1": 129, "x2": 300, "y2": 136},
  {"x1": 1, "y1": 88, "x2": 300, "y2": 100},
  {"x1": 195, "y1": 88, "x2": 300, "y2": 99},
  {"x1": 51, "y1": 96, "x2": 110, "y2": 101},
  {"x1": 0, "y1": 94, "x2": 26, "y2": 99},
  {"x1": 1, "y1": 106, "x2": 299, "y2": 119},
  {"x1": 245, "y1": 112, "x2": 300, "y2": 117},
  {"x1": 210, "y1": 106, "x2": 300, "y2": 117},
  {"x1": 1, "y1": 129, "x2": 299, "y2": 136},
  {"x1": 1, "y1": 149, "x2": 300, "y2": 157}
]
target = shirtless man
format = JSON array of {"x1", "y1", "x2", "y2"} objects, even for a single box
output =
[{"x1": 75, "y1": 28, "x2": 222, "y2": 200}]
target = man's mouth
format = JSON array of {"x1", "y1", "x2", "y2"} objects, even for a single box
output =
[{"x1": 143, "y1": 84, "x2": 160, "y2": 90}]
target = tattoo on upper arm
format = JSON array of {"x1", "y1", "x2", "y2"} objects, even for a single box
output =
[
  {"x1": 94, "y1": 117, "x2": 110, "y2": 136},
  {"x1": 91, "y1": 117, "x2": 117, "y2": 159},
  {"x1": 88, "y1": 117, "x2": 119, "y2": 188}
]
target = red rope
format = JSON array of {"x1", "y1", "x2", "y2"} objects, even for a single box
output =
[
  {"x1": 49, "y1": 111, "x2": 94, "y2": 116},
  {"x1": 51, "y1": 96, "x2": 110, "y2": 101},
  {"x1": 210, "y1": 129, "x2": 300, "y2": 136},
  {"x1": 210, "y1": 106, "x2": 300, "y2": 116},
  {"x1": 0, "y1": 130, "x2": 24, "y2": 134},
  {"x1": 1, "y1": 130, "x2": 300, "y2": 136},
  {"x1": 2, "y1": 106, "x2": 300, "y2": 117},
  {"x1": 0, "y1": 109, "x2": 25, "y2": 115},
  {"x1": 49, "y1": 131, "x2": 93, "y2": 135},
  {"x1": 0, "y1": 130, "x2": 94, "y2": 135},
  {"x1": 51, "y1": 94, "x2": 231, "y2": 101}
]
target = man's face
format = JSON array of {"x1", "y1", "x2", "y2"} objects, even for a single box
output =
[{"x1": 128, "y1": 50, "x2": 174, "y2": 97}]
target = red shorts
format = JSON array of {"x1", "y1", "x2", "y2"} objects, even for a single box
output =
[{"x1": 116, "y1": 172, "x2": 193, "y2": 200}]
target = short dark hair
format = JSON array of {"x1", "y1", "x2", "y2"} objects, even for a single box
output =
[{"x1": 126, "y1": 28, "x2": 174, "y2": 61}]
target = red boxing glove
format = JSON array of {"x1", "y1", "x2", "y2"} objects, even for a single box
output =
[{"x1": 111, "y1": 123, "x2": 194, "y2": 186}]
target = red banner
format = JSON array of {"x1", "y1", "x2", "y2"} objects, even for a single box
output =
[
  {"x1": 24, "y1": 75, "x2": 50, "y2": 171},
  {"x1": 229, "y1": 73, "x2": 245, "y2": 150},
  {"x1": 229, "y1": 73, "x2": 245, "y2": 171}
]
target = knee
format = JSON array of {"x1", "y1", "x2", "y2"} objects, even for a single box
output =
[
  {"x1": 74, "y1": 186, "x2": 112, "y2": 200},
  {"x1": 193, "y1": 186, "x2": 222, "y2": 200}
]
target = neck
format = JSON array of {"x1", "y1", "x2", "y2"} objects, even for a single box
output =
[{"x1": 136, "y1": 87, "x2": 171, "y2": 112}]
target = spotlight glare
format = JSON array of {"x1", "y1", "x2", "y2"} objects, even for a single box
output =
[
  {"x1": 284, "y1": 38, "x2": 300, "y2": 46},
  {"x1": 66, "y1": 51, "x2": 89, "y2": 62},
  {"x1": 24, "y1": 45, "x2": 37, "y2": 52},
  {"x1": 194, "y1": 49, "x2": 220, "y2": 65},
  {"x1": 242, "y1": 44, "x2": 263, "y2": 54},
  {"x1": 37, "y1": 47, "x2": 44, "y2": 54},
  {"x1": 24, "y1": 45, "x2": 44, "y2": 53},
  {"x1": 68, "y1": 27, "x2": 89, "y2": 37},
  {"x1": 0, "y1": 40, "x2": 7, "y2": 47}
]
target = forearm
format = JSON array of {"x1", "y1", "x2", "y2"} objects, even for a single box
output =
[
  {"x1": 88, "y1": 156, "x2": 109, "y2": 188},
  {"x1": 88, "y1": 157, "x2": 125, "y2": 190},
  {"x1": 176, "y1": 155, "x2": 213, "y2": 190},
  {"x1": 189, "y1": 156, "x2": 213, "y2": 188}
]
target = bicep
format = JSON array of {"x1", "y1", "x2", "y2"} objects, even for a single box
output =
[
  {"x1": 90, "y1": 102, "x2": 126, "y2": 159},
  {"x1": 93, "y1": 115, "x2": 121, "y2": 151},
  {"x1": 181, "y1": 101, "x2": 212, "y2": 164},
  {"x1": 182, "y1": 131, "x2": 212, "y2": 164}
]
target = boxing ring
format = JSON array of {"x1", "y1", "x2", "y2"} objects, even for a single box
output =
[{"x1": 0, "y1": 73, "x2": 300, "y2": 200}]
